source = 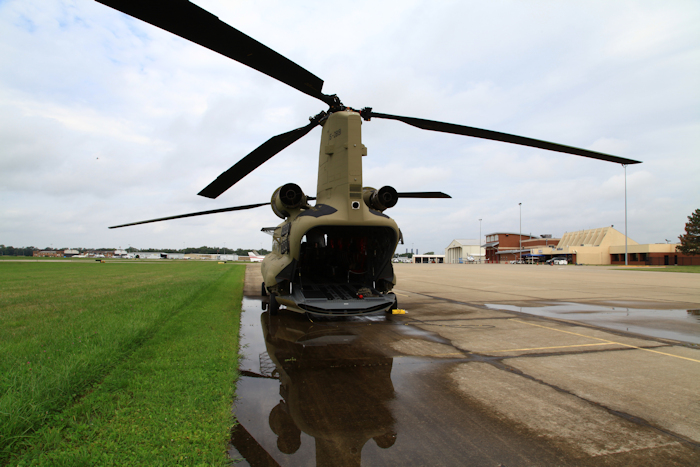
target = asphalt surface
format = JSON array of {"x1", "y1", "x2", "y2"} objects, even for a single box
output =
[{"x1": 230, "y1": 263, "x2": 700, "y2": 466}]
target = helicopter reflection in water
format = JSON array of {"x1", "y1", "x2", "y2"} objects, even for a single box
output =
[{"x1": 260, "y1": 310, "x2": 398, "y2": 466}]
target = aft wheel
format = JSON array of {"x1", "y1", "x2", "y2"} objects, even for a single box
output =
[
  {"x1": 261, "y1": 281, "x2": 268, "y2": 296},
  {"x1": 269, "y1": 293, "x2": 279, "y2": 315}
]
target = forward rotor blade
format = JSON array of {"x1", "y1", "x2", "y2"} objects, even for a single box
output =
[
  {"x1": 398, "y1": 192, "x2": 451, "y2": 198},
  {"x1": 198, "y1": 119, "x2": 321, "y2": 199},
  {"x1": 367, "y1": 112, "x2": 642, "y2": 165},
  {"x1": 96, "y1": 0, "x2": 332, "y2": 104},
  {"x1": 108, "y1": 202, "x2": 269, "y2": 229}
]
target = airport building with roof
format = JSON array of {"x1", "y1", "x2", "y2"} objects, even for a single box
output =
[
  {"x1": 466, "y1": 226, "x2": 696, "y2": 265},
  {"x1": 544, "y1": 227, "x2": 636, "y2": 265},
  {"x1": 474, "y1": 227, "x2": 631, "y2": 264},
  {"x1": 445, "y1": 239, "x2": 485, "y2": 263},
  {"x1": 481, "y1": 232, "x2": 555, "y2": 263},
  {"x1": 610, "y1": 244, "x2": 699, "y2": 266},
  {"x1": 479, "y1": 227, "x2": 637, "y2": 264}
]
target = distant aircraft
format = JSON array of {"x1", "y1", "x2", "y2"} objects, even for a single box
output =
[{"x1": 248, "y1": 251, "x2": 265, "y2": 263}]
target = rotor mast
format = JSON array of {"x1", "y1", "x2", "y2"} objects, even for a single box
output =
[{"x1": 316, "y1": 111, "x2": 367, "y2": 220}]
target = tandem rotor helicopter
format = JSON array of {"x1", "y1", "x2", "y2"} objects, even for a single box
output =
[{"x1": 105, "y1": 0, "x2": 641, "y2": 316}]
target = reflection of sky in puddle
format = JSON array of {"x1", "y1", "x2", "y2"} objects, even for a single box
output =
[
  {"x1": 232, "y1": 298, "x2": 446, "y2": 466},
  {"x1": 485, "y1": 302, "x2": 700, "y2": 344}
]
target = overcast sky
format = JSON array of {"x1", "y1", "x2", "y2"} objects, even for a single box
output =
[{"x1": 1, "y1": 0, "x2": 698, "y2": 253}]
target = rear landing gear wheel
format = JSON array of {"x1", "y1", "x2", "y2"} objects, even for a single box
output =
[
  {"x1": 269, "y1": 293, "x2": 279, "y2": 315},
  {"x1": 386, "y1": 298, "x2": 398, "y2": 314}
]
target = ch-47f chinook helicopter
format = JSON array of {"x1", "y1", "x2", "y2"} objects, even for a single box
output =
[{"x1": 105, "y1": 0, "x2": 641, "y2": 316}]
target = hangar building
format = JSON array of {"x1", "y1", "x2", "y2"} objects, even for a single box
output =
[
  {"x1": 445, "y1": 239, "x2": 485, "y2": 263},
  {"x1": 553, "y1": 227, "x2": 636, "y2": 265}
]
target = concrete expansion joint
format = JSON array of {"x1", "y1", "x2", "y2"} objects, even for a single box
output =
[
  {"x1": 406, "y1": 318, "x2": 496, "y2": 329},
  {"x1": 409, "y1": 290, "x2": 696, "y2": 350},
  {"x1": 602, "y1": 407, "x2": 700, "y2": 450},
  {"x1": 491, "y1": 344, "x2": 677, "y2": 361},
  {"x1": 507, "y1": 316, "x2": 686, "y2": 347},
  {"x1": 485, "y1": 359, "x2": 700, "y2": 450}
]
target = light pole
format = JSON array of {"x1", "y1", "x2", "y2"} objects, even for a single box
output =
[
  {"x1": 623, "y1": 164, "x2": 628, "y2": 266},
  {"x1": 518, "y1": 203, "x2": 522, "y2": 262},
  {"x1": 479, "y1": 218, "x2": 482, "y2": 263}
]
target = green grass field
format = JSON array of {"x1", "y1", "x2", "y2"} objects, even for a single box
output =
[
  {"x1": 0, "y1": 261, "x2": 245, "y2": 465},
  {"x1": 623, "y1": 265, "x2": 700, "y2": 273}
]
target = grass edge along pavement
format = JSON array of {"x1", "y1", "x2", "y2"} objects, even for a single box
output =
[
  {"x1": 3, "y1": 263, "x2": 244, "y2": 466},
  {"x1": 619, "y1": 265, "x2": 700, "y2": 273}
]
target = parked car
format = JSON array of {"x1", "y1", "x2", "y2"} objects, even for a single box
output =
[{"x1": 546, "y1": 257, "x2": 568, "y2": 265}]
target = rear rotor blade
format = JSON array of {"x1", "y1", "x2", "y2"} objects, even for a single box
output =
[
  {"x1": 96, "y1": 0, "x2": 333, "y2": 104},
  {"x1": 398, "y1": 192, "x2": 451, "y2": 198},
  {"x1": 109, "y1": 202, "x2": 269, "y2": 229},
  {"x1": 198, "y1": 118, "x2": 321, "y2": 199},
  {"x1": 366, "y1": 111, "x2": 641, "y2": 165}
]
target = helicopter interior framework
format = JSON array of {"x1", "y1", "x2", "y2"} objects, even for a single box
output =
[{"x1": 290, "y1": 226, "x2": 397, "y2": 314}]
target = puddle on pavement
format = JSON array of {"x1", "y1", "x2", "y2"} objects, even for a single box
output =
[
  {"x1": 485, "y1": 302, "x2": 700, "y2": 344},
  {"x1": 229, "y1": 298, "x2": 571, "y2": 466},
  {"x1": 230, "y1": 298, "x2": 439, "y2": 466}
]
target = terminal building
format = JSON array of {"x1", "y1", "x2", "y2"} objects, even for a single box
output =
[
  {"x1": 445, "y1": 226, "x2": 696, "y2": 265},
  {"x1": 481, "y1": 227, "x2": 637, "y2": 264},
  {"x1": 482, "y1": 233, "x2": 558, "y2": 263},
  {"x1": 610, "y1": 244, "x2": 698, "y2": 266}
]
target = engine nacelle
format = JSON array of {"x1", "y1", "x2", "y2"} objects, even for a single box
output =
[
  {"x1": 271, "y1": 183, "x2": 306, "y2": 219},
  {"x1": 363, "y1": 186, "x2": 398, "y2": 212}
]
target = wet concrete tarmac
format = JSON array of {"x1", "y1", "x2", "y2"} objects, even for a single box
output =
[
  {"x1": 231, "y1": 299, "x2": 572, "y2": 466},
  {"x1": 230, "y1": 265, "x2": 700, "y2": 466},
  {"x1": 485, "y1": 302, "x2": 700, "y2": 344}
]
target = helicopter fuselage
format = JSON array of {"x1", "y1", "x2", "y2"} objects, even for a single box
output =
[{"x1": 262, "y1": 111, "x2": 400, "y2": 315}]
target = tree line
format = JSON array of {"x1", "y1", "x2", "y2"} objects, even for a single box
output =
[
  {"x1": 0, "y1": 245, "x2": 37, "y2": 256},
  {"x1": 133, "y1": 247, "x2": 271, "y2": 255},
  {"x1": 0, "y1": 245, "x2": 271, "y2": 256}
]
